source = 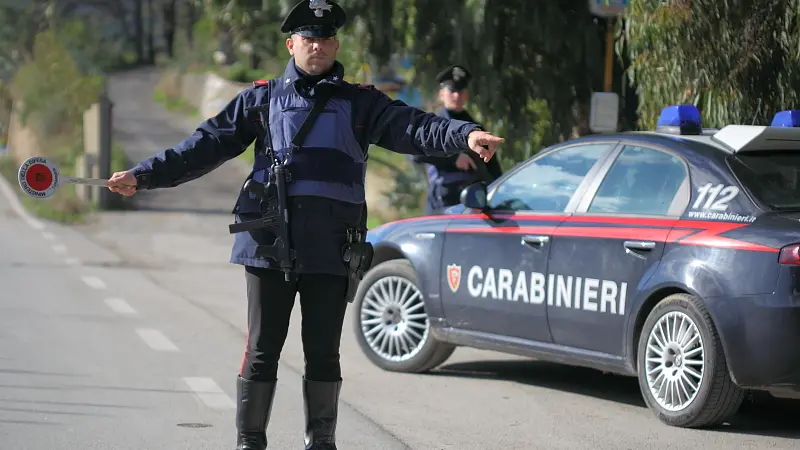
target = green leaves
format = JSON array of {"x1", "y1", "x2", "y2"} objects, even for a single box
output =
[{"x1": 622, "y1": 0, "x2": 800, "y2": 128}]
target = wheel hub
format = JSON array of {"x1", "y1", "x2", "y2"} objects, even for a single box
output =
[
  {"x1": 663, "y1": 345, "x2": 683, "y2": 368},
  {"x1": 382, "y1": 307, "x2": 402, "y2": 326}
]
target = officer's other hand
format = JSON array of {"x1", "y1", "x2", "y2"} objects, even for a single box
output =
[
  {"x1": 455, "y1": 153, "x2": 477, "y2": 171},
  {"x1": 107, "y1": 170, "x2": 138, "y2": 196},
  {"x1": 467, "y1": 130, "x2": 504, "y2": 162}
]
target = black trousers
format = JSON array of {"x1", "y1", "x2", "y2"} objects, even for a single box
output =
[{"x1": 240, "y1": 266, "x2": 349, "y2": 382}]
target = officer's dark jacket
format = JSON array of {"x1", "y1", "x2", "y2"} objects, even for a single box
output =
[
  {"x1": 131, "y1": 58, "x2": 480, "y2": 275},
  {"x1": 412, "y1": 107, "x2": 502, "y2": 186}
]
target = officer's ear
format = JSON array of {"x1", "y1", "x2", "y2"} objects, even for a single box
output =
[{"x1": 286, "y1": 36, "x2": 295, "y2": 55}]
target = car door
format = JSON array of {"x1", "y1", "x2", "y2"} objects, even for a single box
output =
[
  {"x1": 545, "y1": 143, "x2": 691, "y2": 356},
  {"x1": 439, "y1": 142, "x2": 619, "y2": 344}
]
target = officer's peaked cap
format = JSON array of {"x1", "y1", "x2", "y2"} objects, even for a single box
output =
[
  {"x1": 436, "y1": 65, "x2": 472, "y2": 92},
  {"x1": 281, "y1": 0, "x2": 347, "y2": 38}
]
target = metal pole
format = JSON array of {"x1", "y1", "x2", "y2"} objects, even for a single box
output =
[
  {"x1": 97, "y1": 82, "x2": 113, "y2": 209},
  {"x1": 604, "y1": 17, "x2": 614, "y2": 92}
]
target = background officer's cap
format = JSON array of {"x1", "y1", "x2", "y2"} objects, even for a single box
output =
[
  {"x1": 281, "y1": 0, "x2": 347, "y2": 38},
  {"x1": 436, "y1": 65, "x2": 472, "y2": 92}
]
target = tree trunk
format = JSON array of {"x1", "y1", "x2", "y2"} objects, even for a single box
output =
[
  {"x1": 146, "y1": 0, "x2": 156, "y2": 64},
  {"x1": 163, "y1": 0, "x2": 177, "y2": 58},
  {"x1": 134, "y1": 0, "x2": 144, "y2": 63},
  {"x1": 250, "y1": 52, "x2": 261, "y2": 71},
  {"x1": 185, "y1": 0, "x2": 195, "y2": 50}
]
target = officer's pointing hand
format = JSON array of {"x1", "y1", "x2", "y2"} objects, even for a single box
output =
[
  {"x1": 107, "y1": 170, "x2": 138, "y2": 197},
  {"x1": 467, "y1": 130, "x2": 504, "y2": 162}
]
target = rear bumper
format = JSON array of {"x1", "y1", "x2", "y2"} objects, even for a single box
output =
[{"x1": 708, "y1": 293, "x2": 800, "y2": 389}]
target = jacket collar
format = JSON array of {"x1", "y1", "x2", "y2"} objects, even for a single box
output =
[{"x1": 282, "y1": 57, "x2": 345, "y2": 90}]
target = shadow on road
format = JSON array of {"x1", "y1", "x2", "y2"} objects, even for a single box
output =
[
  {"x1": 0, "y1": 419, "x2": 63, "y2": 426},
  {"x1": 0, "y1": 406, "x2": 105, "y2": 417},
  {"x1": 0, "y1": 368, "x2": 88, "y2": 378},
  {"x1": 133, "y1": 205, "x2": 235, "y2": 215},
  {"x1": 0, "y1": 398, "x2": 148, "y2": 409},
  {"x1": 433, "y1": 359, "x2": 645, "y2": 407},
  {"x1": 0, "y1": 383, "x2": 196, "y2": 394},
  {"x1": 432, "y1": 359, "x2": 800, "y2": 439}
]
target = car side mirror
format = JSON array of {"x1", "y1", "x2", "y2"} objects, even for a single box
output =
[{"x1": 460, "y1": 182, "x2": 488, "y2": 210}]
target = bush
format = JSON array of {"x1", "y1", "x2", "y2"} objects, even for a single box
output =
[
  {"x1": 3, "y1": 27, "x2": 123, "y2": 223},
  {"x1": 10, "y1": 29, "x2": 104, "y2": 137}
]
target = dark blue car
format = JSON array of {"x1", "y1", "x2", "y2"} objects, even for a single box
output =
[{"x1": 352, "y1": 105, "x2": 800, "y2": 428}]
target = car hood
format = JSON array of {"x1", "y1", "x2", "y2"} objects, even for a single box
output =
[{"x1": 366, "y1": 205, "x2": 467, "y2": 244}]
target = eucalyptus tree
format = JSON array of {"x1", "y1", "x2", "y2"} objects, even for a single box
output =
[{"x1": 622, "y1": 0, "x2": 800, "y2": 128}]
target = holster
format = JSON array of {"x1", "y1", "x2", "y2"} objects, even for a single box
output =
[{"x1": 342, "y1": 228, "x2": 373, "y2": 303}]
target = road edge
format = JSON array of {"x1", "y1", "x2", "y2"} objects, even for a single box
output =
[{"x1": 0, "y1": 167, "x2": 46, "y2": 230}]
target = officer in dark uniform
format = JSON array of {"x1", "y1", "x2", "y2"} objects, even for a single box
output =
[
  {"x1": 411, "y1": 65, "x2": 503, "y2": 214},
  {"x1": 106, "y1": 1, "x2": 503, "y2": 449}
]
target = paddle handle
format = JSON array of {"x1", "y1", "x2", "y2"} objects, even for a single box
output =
[{"x1": 62, "y1": 176, "x2": 135, "y2": 188}]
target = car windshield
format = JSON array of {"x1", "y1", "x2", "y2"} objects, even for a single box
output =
[{"x1": 728, "y1": 150, "x2": 800, "y2": 210}]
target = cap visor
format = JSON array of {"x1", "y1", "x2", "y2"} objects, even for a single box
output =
[
  {"x1": 293, "y1": 25, "x2": 337, "y2": 38},
  {"x1": 441, "y1": 83, "x2": 466, "y2": 92}
]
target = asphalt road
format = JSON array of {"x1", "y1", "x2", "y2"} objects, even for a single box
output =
[
  {"x1": 0, "y1": 179, "x2": 410, "y2": 449},
  {"x1": 0, "y1": 67, "x2": 797, "y2": 449}
]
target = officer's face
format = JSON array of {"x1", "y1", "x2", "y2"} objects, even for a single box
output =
[
  {"x1": 287, "y1": 34, "x2": 339, "y2": 75},
  {"x1": 439, "y1": 87, "x2": 469, "y2": 111}
]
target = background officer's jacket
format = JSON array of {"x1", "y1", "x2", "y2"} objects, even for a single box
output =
[{"x1": 130, "y1": 57, "x2": 480, "y2": 274}]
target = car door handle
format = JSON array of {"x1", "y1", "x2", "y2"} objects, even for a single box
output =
[
  {"x1": 521, "y1": 235, "x2": 550, "y2": 247},
  {"x1": 623, "y1": 240, "x2": 656, "y2": 251}
]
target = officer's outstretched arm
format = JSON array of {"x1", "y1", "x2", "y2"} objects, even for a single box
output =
[
  {"x1": 131, "y1": 92, "x2": 258, "y2": 189},
  {"x1": 363, "y1": 87, "x2": 480, "y2": 157}
]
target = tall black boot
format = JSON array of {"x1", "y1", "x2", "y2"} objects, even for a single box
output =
[
  {"x1": 236, "y1": 376, "x2": 277, "y2": 450},
  {"x1": 303, "y1": 378, "x2": 342, "y2": 450}
]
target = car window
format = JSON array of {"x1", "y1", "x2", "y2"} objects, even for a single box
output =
[
  {"x1": 728, "y1": 150, "x2": 800, "y2": 210},
  {"x1": 588, "y1": 145, "x2": 688, "y2": 215},
  {"x1": 488, "y1": 144, "x2": 611, "y2": 212}
]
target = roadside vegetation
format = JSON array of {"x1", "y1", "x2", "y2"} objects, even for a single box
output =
[
  {"x1": 4, "y1": 1, "x2": 792, "y2": 226},
  {"x1": 0, "y1": 25, "x2": 133, "y2": 224}
]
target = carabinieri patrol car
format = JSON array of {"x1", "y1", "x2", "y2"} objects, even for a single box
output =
[{"x1": 352, "y1": 104, "x2": 800, "y2": 429}]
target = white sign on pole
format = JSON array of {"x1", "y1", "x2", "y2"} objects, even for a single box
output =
[
  {"x1": 589, "y1": 92, "x2": 620, "y2": 133},
  {"x1": 589, "y1": 0, "x2": 629, "y2": 17}
]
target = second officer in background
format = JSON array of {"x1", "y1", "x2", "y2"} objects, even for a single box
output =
[
  {"x1": 412, "y1": 64, "x2": 503, "y2": 213},
  {"x1": 106, "y1": 1, "x2": 504, "y2": 449}
]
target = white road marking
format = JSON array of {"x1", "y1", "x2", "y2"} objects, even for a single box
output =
[
  {"x1": 0, "y1": 171, "x2": 45, "y2": 230},
  {"x1": 65, "y1": 258, "x2": 80, "y2": 266},
  {"x1": 51, "y1": 244, "x2": 67, "y2": 254},
  {"x1": 42, "y1": 232, "x2": 56, "y2": 240},
  {"x1": 104, "y1": 298, "x2": 137, "y2": 316},
  {"x1": 81, "y1": 276, "x2": 106, "y2": 289},
  {"x1": 183, "y1": 377, "x2": 235, "y2": 410},
  {"x1": 136, "y1": 329, "x2": 180, "y2": 352}
]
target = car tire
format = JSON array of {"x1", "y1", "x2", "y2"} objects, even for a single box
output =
[
  {"x1": 637, "y1": 293, "x2": 745, "y2": 428},
  {"x1": 353, "y1": 259, "x2": 456, "y2": 373}
]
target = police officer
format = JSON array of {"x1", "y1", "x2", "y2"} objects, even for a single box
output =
[
  {"x1": 411, "y1": 64, "x2": 503, "y2": 214},
  {"x1": 106, "y1": 1, "x2": 503, "y2": 449}
]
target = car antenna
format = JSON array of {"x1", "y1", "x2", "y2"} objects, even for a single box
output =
[{"x1": 751, "y1": 99, "x2": 762, "y2": 125}]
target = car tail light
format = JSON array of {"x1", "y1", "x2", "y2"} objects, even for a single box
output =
[{"x1": 779, "y1": 244, "x2": 800, "y2": 265}]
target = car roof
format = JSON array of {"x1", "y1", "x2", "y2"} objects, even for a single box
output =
[{"x1": 558, "y1": 125, "x2": 800, "y2": 160}]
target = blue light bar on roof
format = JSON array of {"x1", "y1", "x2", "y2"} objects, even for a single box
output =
[
  {"x1": 771, "y1": 110, "x2": 800, "y2": 127},
  {"x1": 656, "y1": 105, "x2": 702, "y2": 135}
]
